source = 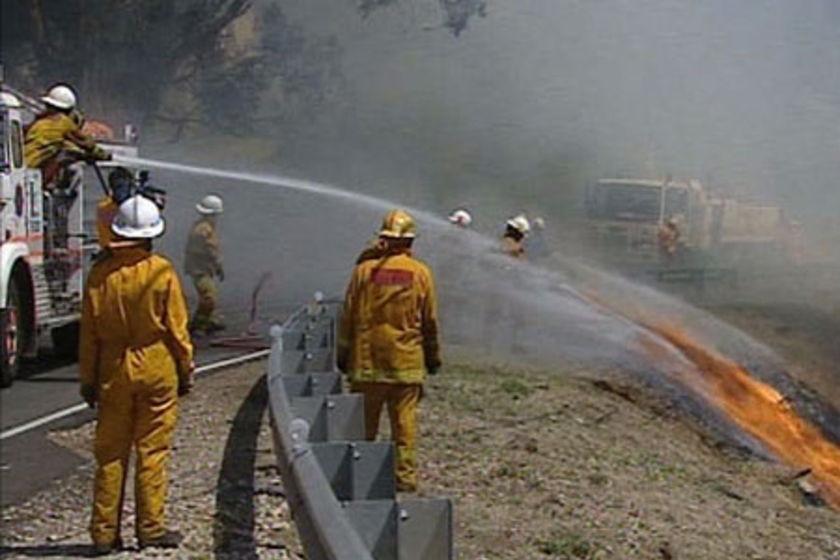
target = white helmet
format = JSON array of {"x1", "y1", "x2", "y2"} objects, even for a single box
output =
[
  {"x1": 506, "y1": 214, "x2": 530, "y2": 235},
  {"x1": 532, "y1": 216, "x2": 545, "y2": 230},
  {"x1": 111, "y1": 195, "x2": 165, "y2": 239},
  {"x1": 448, "y1": 208, "x2": 472, "y2": 227},
  {"x1": 41, "y1": 84, "x2": 77, "y2": 111},
  {"x1": 197, "y1": 194, "x2": 224, "y2": 215}
]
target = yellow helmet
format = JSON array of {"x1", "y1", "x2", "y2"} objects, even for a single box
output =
[{"x1": 379, "y1": 209, "x2": 417, "y2": 239}]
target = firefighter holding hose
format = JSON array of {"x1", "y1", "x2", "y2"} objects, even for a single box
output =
[
  {"x1": 501, "y1": 214, "x2": 530, "y2": 259},
  {"x1": 338, "y1": 209, "x2": 441, "y2": 493},
  {"x1": 23, "y1": 83, "x2": 111, "y2": 191}
]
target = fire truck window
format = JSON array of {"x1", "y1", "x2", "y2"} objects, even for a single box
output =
[
  {"x1": 664, "y1": 188, "x2": 688, "y2": 217},
  {"x1": 10, "y1": 121, "x2": 23, "y2": 168}
]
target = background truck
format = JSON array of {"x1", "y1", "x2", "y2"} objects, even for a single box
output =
[
  {"x1": 584, "y1": 177, "x2": 797, "y2": 267},
  {"x1": 0, "y1": 87, "x2": 137, "y2": 387}
]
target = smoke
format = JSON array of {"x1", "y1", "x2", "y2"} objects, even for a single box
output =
[
  {"x1": 124, "y1": 0, "x2": 840, "y2": 364},
  {"x1": 246, "y1": 0, "x2": 840, "y2": 224},
  {"x1": 121, "y1": 1, "x2": 840, "y2": 442}
]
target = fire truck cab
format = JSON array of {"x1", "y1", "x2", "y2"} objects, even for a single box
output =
[{"x1": 0, "y1": 89, "x2": 136, "y2": 387}]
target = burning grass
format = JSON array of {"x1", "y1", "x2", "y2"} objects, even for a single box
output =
[{"x1": 643, "y1": 325, "x2": 840, "y2": 510}]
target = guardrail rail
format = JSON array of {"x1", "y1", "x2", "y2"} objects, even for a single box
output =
[{"x1": 267, "y1": 297, "x2": 454, "y2": 560}]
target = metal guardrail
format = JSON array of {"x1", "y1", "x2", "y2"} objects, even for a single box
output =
[{"x1": 267, "y1": 298, "x2": 454, "y2": 560}]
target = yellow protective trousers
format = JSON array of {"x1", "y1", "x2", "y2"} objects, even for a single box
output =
[
  {"x1": 190, "y1": 274, "x2": 219, "y2": 331},
  {"x1": 351, "y1": 381, "x2": 421, "y2": 491},
  {"x1": 90, "y1": 361, "x2": 178, "y2": 546}
]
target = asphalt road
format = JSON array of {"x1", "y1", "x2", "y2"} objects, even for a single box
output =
[{"x1": 0, "y1": 310, "x2": 273, "y2": 508}]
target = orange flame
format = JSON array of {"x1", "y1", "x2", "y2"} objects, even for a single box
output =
[{"x1": 645, "y1": 324, "x2": 840, "y2": 510}]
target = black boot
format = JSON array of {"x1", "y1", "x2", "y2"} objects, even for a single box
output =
[
  {"x1": 91, "y1": 537, "x2": 123, "y2": 556},
  {"x1": 138, "y1": 530, "x2": 183, "y2": 550}
]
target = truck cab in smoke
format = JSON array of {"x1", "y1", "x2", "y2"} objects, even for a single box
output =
[{"x1": 584, "y1": 177, "x2": 793, "y2": 269}]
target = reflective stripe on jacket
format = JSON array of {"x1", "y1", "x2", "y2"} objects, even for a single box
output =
[
  {"x1": 80, "y1": 246, "x2": 194, "y2": 387},
  {"x1": 338, "y1": 251, "x2": 441, "y2": 384},
  {"x1": 183, "y1": 218, "x2": 222, "y2": 277}
]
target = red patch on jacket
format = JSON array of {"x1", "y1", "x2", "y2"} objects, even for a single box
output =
[{"x1": 371, "y1": 269, "x2": 414, "y2": 286}]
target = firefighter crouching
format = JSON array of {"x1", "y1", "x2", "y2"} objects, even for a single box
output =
[
  {"x1": 502, "y1": 214, "x2": 530, "y2": 259},
  {"x1": 338, "y1": 209, "x2": 442, "y2": 493},
  {"x1": 79, "y1": 195, "x2": 194, "y2": 555},
  {"x1": 183, "y1": 194, "x2": 225, "y2": 334},
  {"x1": 23, "y1": 83, "x2": 111, "y2": 191}
]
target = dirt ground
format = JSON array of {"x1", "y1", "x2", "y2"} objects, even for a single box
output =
[{"x1": 417, "y1": 355, "x2": 840, "y2": 560}]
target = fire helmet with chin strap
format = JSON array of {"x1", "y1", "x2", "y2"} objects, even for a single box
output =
[
  {"x1": 506, "y1": 214, "x2": 530, "y2": 236},
  {"x1": 196, "y1": 194, "x2": 224, "y2": 215},
  {"x1": 42, "y1": 84, "x2": 77, "y2": 111},
  {"x1": 448, "y1": 208, "x2": 472, "y2": 227},
  {"x1": 379, "y1": 209, "x2": 417, "y2": 239},
  {"x1": 111, "y1": 195, "x2": 165, "y2": 239}
]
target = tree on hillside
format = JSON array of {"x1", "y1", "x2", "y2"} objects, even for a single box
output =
[
  {"x1": 1, "y1": 0, "x2": 485, "y2": 136},
  {"x1": 2, "y1": 0, "x2": 252, "y2": 124}
]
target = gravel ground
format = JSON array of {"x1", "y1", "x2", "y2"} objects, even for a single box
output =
[
  {"x1": 0, "y1": 361, "x2": 304, "y2": 559},
  {"x1": 2, "y1": 353, "x2": 840, "y2": 559}
]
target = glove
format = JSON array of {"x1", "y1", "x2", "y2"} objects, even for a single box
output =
[
  {"x1": 80, "y1": 384, "x2": 98, "y2": 409},
  {"x1": 178, "y1": 373, "x2": 195, "y2": 397},
  {"x1": 84, "y1": 151, "x2": 112, "y2": 164},
  {"x1": 178, "y1": 361, "x2": 196, "y2": 397}
]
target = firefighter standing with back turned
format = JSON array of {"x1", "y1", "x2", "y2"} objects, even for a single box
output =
[
  {"x1": 183, "y1": 194, "x2": 225, "y2": 334},
  {"x1": 338, "y1": 209, "x2": 441, "y2": 493},
  {"x1": 79, "y1": 195, "x2": 194, "y2": 555}
]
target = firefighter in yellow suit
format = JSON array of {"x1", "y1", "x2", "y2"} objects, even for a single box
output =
[
  {"x1": 338, "y1": 209, "x2": 441, "y2": 492},
  {"x1": 79, "y1": 195, "x2": 194, "y2": 555},
  {"x1": 183, "y1": 194, "x2": 225, "y2": 334},
  {"x1": 501, "y1": 214, "x2": 530, "y2": 260},
  {"x1": 24, "y1": 83, "x2": 111, "y2": 190},
  {"x1": 95, "y1": 167, "x2": 135, "y2": 251}
]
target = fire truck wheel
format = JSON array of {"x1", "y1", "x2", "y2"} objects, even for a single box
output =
[
  {"x1": 51, "y1": 321, "x2": 80, "y2": 360},
  {"x1": 0, "y1": 278, "x2": 22, "y2": 388}
]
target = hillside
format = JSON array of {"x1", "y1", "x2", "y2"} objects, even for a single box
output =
[{"x1": 1, "y1": 314, "x2": 839, "y2": 559}]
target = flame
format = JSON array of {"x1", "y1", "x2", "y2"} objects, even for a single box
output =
[{"x1": 644, "y1": 324, "x2": 840, "y2": 510}]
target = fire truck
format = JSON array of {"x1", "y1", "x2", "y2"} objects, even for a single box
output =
[
  {"x1": 584, "y1": 177, "x2": 795, "y2": 265},
  {"x1": 0, "y1": 88, "x2": 137, "y2": 387}
]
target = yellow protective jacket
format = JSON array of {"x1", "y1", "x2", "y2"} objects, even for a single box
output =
[
  {"x1": 96, "y1": 197, "x2": 119, "y2": 249},
  {"x1": 183, "y1": 217, "x2": 222, "y2": 277},
  {"x1": 338, "y1": 251, "x2": 441, "y2": 384},
  {"x1": 80, "y1": 246, "x2": 194, "y2": 388},
  {"x1": 24, "y1": 111, "x2": 106, "y2": 169}
]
